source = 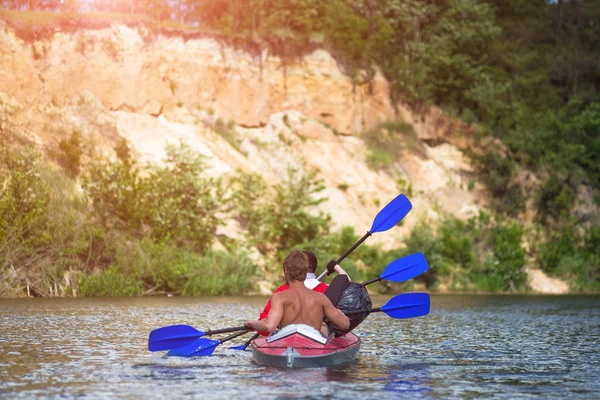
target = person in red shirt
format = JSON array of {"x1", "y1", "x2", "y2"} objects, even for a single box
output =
[{"x1": 257, "y1": 250, "x2": 349, "y2": 335}]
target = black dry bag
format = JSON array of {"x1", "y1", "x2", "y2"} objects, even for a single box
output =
[{"x1": 324, "y1": 277, "x2": 372, "y2": 336}]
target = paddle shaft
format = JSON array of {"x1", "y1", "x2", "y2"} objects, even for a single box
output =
[
  {"x1": 361, "y1": 276, "x2": 381, "y2": 286},
  {"x1": 344, "y1": 307, "x2": 382, "y2": 316},
  {"x1": 219, "y1": 330, "x2": 250, "y2": 344},
  {"x1": 206, "y1": 326, "x2": 247, "y2": 336},
  {"x1": 316, "y1": 231, "x2": 372, "y2": 280},
  {"x1": 242, "y1": 333, "x2": 260, "y2": 348},
  {"x1": 336, "y1": 231, "x2": 372, "y2": 265}
]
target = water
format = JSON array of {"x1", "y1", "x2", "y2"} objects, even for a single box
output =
[{"x1": 1, "y1": 295, "x2": 598, "y2": 399}]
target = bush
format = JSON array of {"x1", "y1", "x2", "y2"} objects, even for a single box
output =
[
  {"x1": 57, "y1": 129, "x2": 83, "y2": 178},
  {"x1": 468, "y1": 145, "x2": 525, "y2": 217},
  {"x1": 83, "y1": 140, "x2": 223, "y2": 252},
  {"x1": 78, "y1": 266, "x2": 143, "y2": 297},
  {"x1": 403, "y1": 223, "x2": 450, "y2": 289},
  {"x1": 472, "y1": 217, "x2": 526, "y2": 291},
  {"x1": 537, "y1": 224, "x2": 600, "y2": 291},
  {"x1": 0, "y1": 141, "x2": 108, "y2": 297},
  {"x1": 400, "y1": 212, "x2": 526, "y2": 292},
  {"x1": 537, "y1": 222, "x2": 578, "y2": 275},
  {"x1": 82, "y1": 138, "x2": 141, "y2": 231},
  {"x1": 229, "y1": 168, "x2": 330, "y2": 259},
  {"x1": 183, "y1": 250, "x2": 257, "y2": 296},
  {"x1": 0, "y1": 146, "x2": 50, "y2": 247},
  {"x1": 139, "y1": 143, "x2": 223, "y2": 251},
  {"x1": 366, "y1": 149, "x2": 394, "y2": 171},
  {"x1": 537, "y1": 173, "x2": 576, "y2": 222},
  {"x1": 75, "y1": 236, "x2": 258, "y2": 297},
  {"x1": 362, "y1": 121, "x2": 419, "y2": 172}
]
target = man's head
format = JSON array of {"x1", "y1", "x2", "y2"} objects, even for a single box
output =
[
  {"x1": 283, "y1": 250, "x2": 309, "y2": 283},
  {"x1": 303, "y1": 251, "x2": 318, "y2": 274}
]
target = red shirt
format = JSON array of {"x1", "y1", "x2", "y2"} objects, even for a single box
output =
[{"x1": 257, "y1": 281, "x2": 329, "y2": 336}]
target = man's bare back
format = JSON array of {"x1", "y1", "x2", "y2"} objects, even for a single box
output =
[{"x1": 245, "y1": 281, "x2": 349, "y2": 334}]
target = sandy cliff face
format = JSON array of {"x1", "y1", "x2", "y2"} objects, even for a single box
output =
[
  {"x1": 2, "y1": 23, "x2": 395, "y2": 133},
  {"x1": 0, "y1": 22, "x2": 567, "y2": 293},
  {"x1": 0, "y1": 21, "x2": 480, "y2": 227}
]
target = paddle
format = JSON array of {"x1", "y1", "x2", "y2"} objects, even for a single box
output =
[
  {"x1": 230, "y1": 332, "x2": 260, "y2": 351},
  {"x1": 227, "y1": 257, "x2": 429, "y2": 351},
  {"x1": 148, "y1": 324, "x2": 246, "y2": 352},
  {"x1": 317, "y1": 194, "x2": 412, "y2": 280},
  {"x1": 361, "y1": 253, "x2": 428, "y2": 286},
  {"x1": 167, "y1": 330, "x2": 250, "y2": 357},
  {"x1": 344, "y1": 292, "x2": 430, "y2": 319}
]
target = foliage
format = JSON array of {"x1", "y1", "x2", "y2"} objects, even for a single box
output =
[
  {"x1": 78, "y1": 266, "x2": 143, "y2": 297},
  {"x1": 536, "y1": 173, "x2": 577, "y2": 223},
  {"x1": 2, "y1": 1, "x2": 600, "y2": 295},
  {"x1": 183, "y1": 249, "x2": 257, "y2": 296},
  {"x1": 82, "y1": 138, "x2": 140, "y2": 231},
  {"x1": 0, "y1": 146, "x2": 50, "y2": 248},
  {"x1": 471, "y1": 216, "x2": 527, "y2": 292},
  {"x1": 362, "y1": 121, "x2": 418, "y2": 171},
  {"x1": 0, "y1": 141, "x2": 105, "y2": 297},
  {"x1": 401, "y1": 213, "x2": 526, "y2": 292},
  {"x1": 297, "y1": 211, "x2": 527, "y2": 293},
  {"x1": 214, "y1": 119, "x2": 241, "y2": 152},
  {"x1": 537, "y1": 223, "x2": 600, "y2": 291},
  {"x1": 139, "y1": 143, "x2": 223, "y2": 251},
  {"x1": 229, "y1": 168, "x2": 330, "y2": 259},
  {"x1": 93, "y1": 238, "x2": 258, "y2": 296},
  {"x1": 0, "y1": 138, "x2": 257, "y2": 297},
  {"x1": 467, "y1": 144, "x2": 525, "y2": 217},
  {"x1": 82, "y1": 140, "x2": 223, "y2": 252},
  {"x1": 56, "y1": 130, "x2": 84, "y2": 178}
]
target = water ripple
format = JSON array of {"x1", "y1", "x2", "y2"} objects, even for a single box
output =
[{"x1": 1, "y1": 295, "x2": 599, "y2": 399}]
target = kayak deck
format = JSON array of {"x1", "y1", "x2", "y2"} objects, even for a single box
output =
[{"x1": 251, "y1": 325, "x2": 360, "y2": 368}]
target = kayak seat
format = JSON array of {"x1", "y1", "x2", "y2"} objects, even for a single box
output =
[{"x1": 267, "y1": 324, "x2": 327, "y2": 344}]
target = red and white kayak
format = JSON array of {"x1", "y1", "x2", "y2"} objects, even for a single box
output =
[{"x1": 250, "y1": 324, "x2": 360, "y2": 368}]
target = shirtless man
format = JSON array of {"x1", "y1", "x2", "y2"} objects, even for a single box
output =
[{"x1": 244, "y1": 250, "x2": 350, "y2": 336}]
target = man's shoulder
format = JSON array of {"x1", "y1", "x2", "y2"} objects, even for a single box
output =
[
  {"x1": 306, "y1": 289, "x2": 328, "y2": 302},
  {"x1": 272, "y1": 286, "x2": 293, "y2": 300}
]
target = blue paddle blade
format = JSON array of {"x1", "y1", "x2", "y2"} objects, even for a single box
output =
[
  {"x1": 167, "y1": 338, "x2": 219, "y2": 357},
  {"x1": 148, "y1": 325, "x2": 205, "y2": 352},
  {"x1": 370, "y1": 194, "x2": 412, "y2": 233},
  {"x1": 380, "y1": 253, "x2": 429, "y2": 282},
  {"x1": 381, "y1": 293, "x2": 430, "y2": 319},
  {"x1": 230, "y1": 332, "x2": 259, "y2": 351}
]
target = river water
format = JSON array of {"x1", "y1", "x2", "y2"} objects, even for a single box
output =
[{"x1": 0, "y1": 295, "x2": 598, "y2": 399}]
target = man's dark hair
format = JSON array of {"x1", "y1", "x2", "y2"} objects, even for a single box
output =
[
  {"x1": 283, "y1": 250, "x2": 309, "y2": 282},
  {"x1": 303, "y1": 251, "x2": 318, "y2": 273}
]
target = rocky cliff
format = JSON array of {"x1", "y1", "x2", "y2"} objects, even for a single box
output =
[{"x1": 0, "y1": 20, "x2": 567, "y2": 293}]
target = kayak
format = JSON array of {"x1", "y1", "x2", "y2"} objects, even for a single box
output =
[{"x1": 250, "y1": 324, "x2": 360, "y2": 368}]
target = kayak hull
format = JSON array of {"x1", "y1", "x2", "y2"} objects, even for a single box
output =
[{"x1": 251, "y1": 326, "x2": 360, "y2": 368}]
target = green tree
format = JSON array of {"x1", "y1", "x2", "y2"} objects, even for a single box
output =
[
  {"x1": 138, "y1": 143, "x2": 223, "y2": 252},
  {"x1": 229, "y1": 168, "x2": 330, "y2": 258},
  {"x1": 57, "y1": 130, "x2": 83, "y2": 179}
]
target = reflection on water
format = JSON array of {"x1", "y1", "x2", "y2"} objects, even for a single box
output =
[{"x1": 1, "y1": 295, "x2": 599, "y2": 399}]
